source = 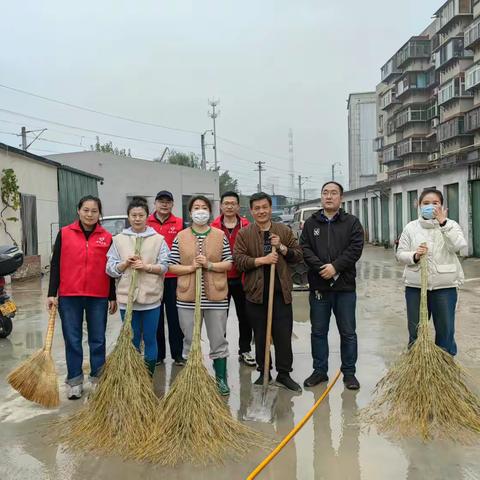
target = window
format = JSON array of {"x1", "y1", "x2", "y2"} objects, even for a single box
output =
[
  {"x1": 394, "y1": 193, "x2": 403, "y2": 238},
  {"x1": 354, "y1": 199, "x2": 360, "y2": 217}
]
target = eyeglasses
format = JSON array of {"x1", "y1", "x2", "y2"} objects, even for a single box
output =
[{"x1": 222, "y1": 201, "x2": 238, "y2": 207}]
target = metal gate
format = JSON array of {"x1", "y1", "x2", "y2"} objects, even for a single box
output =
[
  {"x1": 381, "y1": 196, "x2": 390, "y2": 245},
  {"x1": 394, "y1": 193, "x2": 403, "y2": 240},
  {"x1": 445, "y1": 183, "x2": 459, "y2": 223},
  {"x1": 372, "y1": 197, "x2": 379, "y2": 243},
  {"x1": 472, "y1": 180, "x2": 480, "y2": 257},
  {"x1": 362, "y1": 198, "x2": 369, "y2": 241}
]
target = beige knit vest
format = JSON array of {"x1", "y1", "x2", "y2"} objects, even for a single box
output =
[
  {"x1": 176, "y1": 228, "x2": 228, "y2": 302},
  {"x1": 115, "y1": 233, "x2": 165, "y2": 305}
]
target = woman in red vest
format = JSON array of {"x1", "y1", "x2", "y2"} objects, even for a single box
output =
[{"x1": 47, "y1": 196, "x2": 117, "y2": 400}]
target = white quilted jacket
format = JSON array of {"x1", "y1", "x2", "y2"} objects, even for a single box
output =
[{"x1": 396, "y1": 218, "x2": 467, "y2": 290}]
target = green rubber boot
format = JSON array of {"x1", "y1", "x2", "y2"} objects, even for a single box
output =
[
  {"x1": 213, "y1": 358, "x2": 230, "y2": 396},
  {"x1": 145, "y1": 360, "x2": 156, "y2": 377}
]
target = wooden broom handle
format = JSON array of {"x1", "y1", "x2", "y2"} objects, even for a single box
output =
[
  {"x1": 263, "y1": 246, "x2": 276, "y2": 388},
  {"x1": 44, "y1": 305, "x2": 57, "y2": 353}
]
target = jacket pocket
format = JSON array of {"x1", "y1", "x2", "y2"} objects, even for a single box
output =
[
  {"x1": 177, "y1": 274, "x2": 191, "y2": 293},
  {"x1": 436, "y1": 264, "x2": 457, "y2": 274}
]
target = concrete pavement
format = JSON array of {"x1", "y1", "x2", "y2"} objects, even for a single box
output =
[{"x1": 1, "y1": 245, "x2": 479, "y2": 479}]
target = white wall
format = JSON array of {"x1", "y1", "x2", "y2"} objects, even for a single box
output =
[
  {"x1": 0, "y1": 149, "x2": 59, "y2": 267},
  {"x1": 47, "y1": 152, "x2": 220, "y2": 218}
]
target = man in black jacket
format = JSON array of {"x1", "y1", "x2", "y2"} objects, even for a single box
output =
[{"x1": 300, "y1": 181, "x2": 364, "y2": 390}]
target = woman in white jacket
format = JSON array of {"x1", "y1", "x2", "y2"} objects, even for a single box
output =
[{"x1": 396, "y1": 188, "x2": 467, "y2": 356}]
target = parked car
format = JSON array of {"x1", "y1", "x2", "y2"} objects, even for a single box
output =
[
  {"x1": 101, "y1": 215, "x2": 130, "y2": 236},
  {"x1": 291, "y1": 207, "x2": 320, "y2": 240},
  {"x1": 279, "y1": 214, "x2": 294, "y2": 227}
]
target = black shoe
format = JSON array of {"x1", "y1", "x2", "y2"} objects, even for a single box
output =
[
  {"x1": 174, "y1": 357, "x2": 186, "y2": 366},
  {"x1": 304, "y1": 371, "x2": 328, "y2": 388},
  {"x1": 254, "y1": 373, "x2": 272, "y2": 386},
  {"x1": 276, "y1": 373, "x2": 302, "y2": 393},
  {"x1": 343, "y1": 375, "x2": 360, "y2": 390}
]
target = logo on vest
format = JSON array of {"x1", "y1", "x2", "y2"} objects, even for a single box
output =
[
  {"x1": 313, "y1": 228, "x2": 320, "y2": 236},
  {"x1": 96, "y1": 236, "x2": 108, "y2": 246},
  {"x1": 168, "y1": 226, "x2": 178, "y2": 234}
]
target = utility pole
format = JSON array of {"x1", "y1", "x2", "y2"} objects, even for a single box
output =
[
  {"x1": 298, "y1": 175, "x2": 310, "y2": 203},
  {"x1": 19, "y1": 126, "x2": 47, "y2": 151},
  {"x1": 208, "y1": 99, "x2": 220, "y2": 171},
  {"x1": 331, "y1": 162, "x2": 342, "y2": 181},
  {"x1": 201, "y1": 133, "x2": 206, "y2": 170},
  {"x1": 255, "y1": 161, "x2": 266, "y2": 192}
]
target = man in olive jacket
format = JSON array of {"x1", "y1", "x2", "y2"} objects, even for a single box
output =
[{"x1": 234, "y1": 192, "x2": 303, "y2": 392}]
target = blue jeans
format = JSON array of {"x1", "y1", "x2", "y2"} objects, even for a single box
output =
[
  {"x1": 309, "y1": 291, "x2": 358, "y2": 376},
  {"x1": 120, "y1": 307, "x2": 160, "y2": 362},
  {"x1": 405, "y1": 287, "x2": 458, "y2": 356},
  {"x1": 58, "y1": 296, "x2": 108, "y2": 386}
]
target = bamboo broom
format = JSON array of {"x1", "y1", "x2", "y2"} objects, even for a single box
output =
[
  {"x1": 7, "y1": 305, "x2": 59, "y2": 408},
  {"x1": 362, "y1": 255, "x2": 480, "y2": 442},
  {"x1": 134, "y1": 267, "x2": 270, "y2": 466},
  {"x1": 55, "y1": 237, "x2": 161, "y2": 458}
]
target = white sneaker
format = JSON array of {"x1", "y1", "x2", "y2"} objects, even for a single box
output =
[
  {"x1": 67, "y1": 384, "x2": 83, "y2": 400},
  {"x1": 240, "y1": 352, "x2": 256, "y2": 367}
]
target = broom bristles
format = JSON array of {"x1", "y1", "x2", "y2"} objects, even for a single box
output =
[
  {"x1": 7, "y1": 349, "x2": 60, "y2": 408},
  {"x1": 362, "y1": 256, "x2": 480, "y2": 442},
  {"x1": 133, "y1": 267, "x2": 270, "y2": 466}
]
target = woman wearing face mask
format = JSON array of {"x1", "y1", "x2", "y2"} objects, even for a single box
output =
[
  {"x1": 168, "y1": 195, "x2": 233, "y2": 395},
  {"x1": 396, "y1": 188, "x2": 467, "y2": 355},
  {"x1": 106, "y1": 197, "x2": 170, "y2": 376},
  {"x1": 47, "y1": 196, "x2": 117, "y2": 400}
]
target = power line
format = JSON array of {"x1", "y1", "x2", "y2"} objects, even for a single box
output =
[
  {"x1": 0, "y1": 83, "x2": 200, "y2": 135},
  {"x1": 0, "y1": 108, "x2": 202, "y2": 151}
]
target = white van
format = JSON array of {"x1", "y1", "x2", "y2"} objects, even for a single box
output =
[{"x1": 291, "y1": 207, "x2": 320, "y2": 240}]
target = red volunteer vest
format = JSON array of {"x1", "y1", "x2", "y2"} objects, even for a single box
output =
[
  {"x1": 211, "y1": 215, "x2": 249, "y2": 279},
  {"x1": 147, "y1": 213, "x2": 183, "y2": 278},
  {"x1": 59, "y1": 221, "x2": 112, "y2": 298}
]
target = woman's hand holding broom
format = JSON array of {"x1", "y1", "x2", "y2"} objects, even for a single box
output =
[
  {"x1": 46, "y1": 297, "x2": 58, "y2": 311},
  {"x1": 414, "y1": 243, "x2": 428, "y2": 262}
]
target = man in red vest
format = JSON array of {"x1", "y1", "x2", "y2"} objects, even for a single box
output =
[
  {"x1": 212, "y1": 191, "x2": 255, "y2": 366},
  {"x1": 147, "y1": 190, "x2": 185, "y2": 366}
]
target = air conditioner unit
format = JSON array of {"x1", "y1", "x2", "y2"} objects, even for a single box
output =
[
  {"x1": 429, "y1": 152, "x2": 439, "y2": 162},
  {"x1": 431, "y1": 118, "x2": 439, "y2": 128}
]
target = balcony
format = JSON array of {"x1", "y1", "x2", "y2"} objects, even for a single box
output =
[
  {"x1": 386, "y1": 120, "x2": 396, "y2": 136},
  {"x1": 426, "y1": 101, "x2": 439, "y2": 120},
  {"x1": 438, "y1": 76, "x2": 472, "y2": 105},
  {"x1": 381, "y1": 56, "x2": 400, "y2": 83},
  {"x1": 380, "y1": 89, "x2": 400, "y2": 110},
  {"x1": 396, "y1": 137, "x2": 434, "y2": 157},
  {"x1": 396, "y1": 72, "x2": 429, "y2": 98},
  {"x1": 434, "y1": 37, "x2": 473, "y2": 70},
  {"x1": 396, "y1": 37, "x2": 431, "y2": 69},
  {"x1": 373, "y1": 137, "x2": 384, "y2": 152},
  {"x1": 434, "y1": 0, "x2": 473, "y2": 35},
  {"x1": 465, "y1": 17, "x2": 480, "y2": 48},
  {"x1": 465, "y1": 104, "x2": 480, "y2": 131},
  {"x1": 395, "y1": 107, "x2": 428, "y2": 129},
  {"x1": 437, "y1": 116, "x2": 472, "y2": 141},
  {"x1": 382, "y1": 145, "x2": 400, "y2": 164},
  {"x1": 465, "y1": 62, "x2": 480, "y2": 90}
]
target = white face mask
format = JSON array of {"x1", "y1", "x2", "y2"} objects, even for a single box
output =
[{"x1": 191, "y1": 209, "x2": 210, "y2": 226}]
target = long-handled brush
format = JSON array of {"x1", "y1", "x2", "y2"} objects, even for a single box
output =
[
  {"x1": 55, "y1": 237, "x2": 161, "y2": 458},
  {"x1": 7, "y1": 305, "x2": 59, "y2": 408},
  {"x1": 244, "y1": 247, "x2": 278, "y2": 423},
  {"x1": 134, "y1": 267, "x2": 270, "y2": 466},
  {"x1": 362, "y1": 255, "x2": 480, "y2": 442}
]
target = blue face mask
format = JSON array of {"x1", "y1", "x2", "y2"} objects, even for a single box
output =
[{"x1": 421, "y1": 204, "x2": 436, "y2": 220}]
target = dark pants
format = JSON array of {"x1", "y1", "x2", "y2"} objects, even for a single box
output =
[
  {"x1": 246, "y1": 292, "x2": 293, "y2": 374},
  {"x1": 309, "y1": 291, "x2": 357, "y2": 376},
  {"x1": 405, "y1": 286, "x2": 458, "y2": 356},
  {"x1": 58, "y1": 296, "x2": 108, "y2": 386},
  {"x1": 227, "y1": 277, "x2": 252, "y2": 354},
  {"x1": 120, "y1": 307, "x2": 160, "y2": 362},
  {"x1": 156, "y1": 277, "x2": 183, "y2": 361}
]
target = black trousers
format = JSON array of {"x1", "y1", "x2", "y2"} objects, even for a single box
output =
[
  {"x1": 246, "y1": 292, "x2": 293, "y2": 374},
  {"x1": 227, "y1": 278, "x2": 253, "y2": 354},
  {"x1": 156, "y1": 277, "x2": 184, "y2": 361}
]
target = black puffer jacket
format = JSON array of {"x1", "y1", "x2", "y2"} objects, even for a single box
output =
[{"x1": 300, "y1": 209, "x2": 364, "y2": 292}]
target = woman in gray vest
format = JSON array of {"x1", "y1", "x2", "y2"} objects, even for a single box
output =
[
  {"x1": 106, "y1": 197, "x2": 170, "y2": 376},
  {"x1": 168, "y1": 195, "x2": 233, "y2": 395}
]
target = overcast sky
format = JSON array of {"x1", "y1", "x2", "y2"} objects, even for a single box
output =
[{"x1": 1, "y1": 0, "x2": 441, "y2": 195}]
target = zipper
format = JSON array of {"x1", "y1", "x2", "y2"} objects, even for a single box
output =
[
  {"x1": 84, "y1": 240, "x2": 89, "y2": 294},
  {"x1": 327, "y1": 221, "x2": 332, "y2": 263}
]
